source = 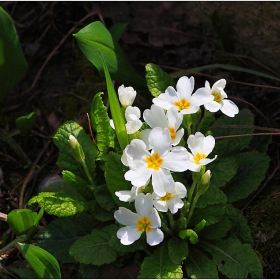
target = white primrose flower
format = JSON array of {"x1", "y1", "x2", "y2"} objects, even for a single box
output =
[
  {"x1": 152, "y1": 182, "x2": 187, "y2": 214},
  {"x1": 140, "y1": 104, "x2": 184, "y2": 147},
  {"x1": 152, "y1": 76, "x2": 213, "y2": 115},
  {"x1": 186, "y1": 132, "x2": 217, "y2": 172},
  {"x1": 114, "y1": 193, "x2": 164, "y2": 246},
  {"x1": 118, "y1": 84, "x2": 137, "y2": 108},
  {"x1": 121, "y1": 127, "x2": 189, "y2": 197},
  {"x1": 196, "y1": 79, "x2": 239, "y2": 117},
  {"x1": 110, "y1": 106, "x2": 143, "y2": 134}
]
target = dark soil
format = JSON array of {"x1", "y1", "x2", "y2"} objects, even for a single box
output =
[{"x1": 1, "y1": 1, "x2": 280, "y2": 278}]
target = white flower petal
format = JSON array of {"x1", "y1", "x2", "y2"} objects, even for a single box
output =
[
  {"x1": 152, "y1": 168, "x2": 175, "y2": 196},
  {"x1": 110, "y1": 119, "x2": 115, "y2": 130},
  {"x1": 135, "y1": 193, "x2": 153, "y2": 217},
  {"x1": 167, "y1": 196, "x2": 184, "y2": 214},
  {"x1": 143, "y1": 104, "x2": 167, "y2": 128},
  {"x1": 212, "y1": 79, "x2": 226, "y2": 91},
  {"x1": 117, "y1": 226, "x2": 142, "y2": 245},
  {"x1": 126, "y1": 119, "x2": 143, "y2": 134},
  {"x1": 203, "y1": 135, "x2": 215, "y2": 156},
  {"x1": 166, "y1": 106, "x2": 183, "y2": 130},
  {"x1": 220, "y1": 99, "x2": 239, "y2": 117},
  {"x1": 174, "y1": 182, "x2": 187, "y2": 198},
  {"x1": 162, "y1": 147, "x2": 189, "y2": 171},
  {"x1": 114, "y1": 207, "x2": 140, "y2": 226},
  {"x1": 139, "y1": 129, "x2": 152, "y2": 148},
  {"x1": 148, "y1": 127, "x2": 171, "y2": 155},
  {"x1": 125, "y1": 106, "x2": 141, "y2": 119},
  {"x1": 125, "y1": 139, "x2": 149, "y2": 162},
  {"x1": 148, "y1": 207, "x2": 161, "y2": 228},
  {"x1": 115, "y1": 186, "x2": 140, "y2": 202},
  {"x1": 200, "y1": 156, "x2": 217, "y2": 165},
  {"x1": 118, "y1": 85, "x2": 137, "y2": 107},
  {"x1": 171, "y1": 128, "x2": 184, "y2": 146},
  {"x1": 176, "y1": 76, "x2": 193, "y2": 99},
  {"x1": 153, "y1": 199, "x2": 168, "y2": 212},
  {"x1": 125, "y1": 165, "x2": 152, "y2": 187},
  {"x1": 204, "y1": 100, "x2": 222, "y2": 112},
  {"x1": 146, "y1": 228, "x2": 164, "y2": 246}
]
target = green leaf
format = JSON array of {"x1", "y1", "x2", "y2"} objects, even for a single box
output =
[
  {"x1": 73, "y1": 21, "x2": 145, "y2": 89},
  {"x1": 28, "y1": 188, "x2": 87, "y2": 217},
  {"x1": 190, "y1": 203, "x2": 225, "y2": 227},
  {"x1": 94, "y1": 184, "x2": 117, "y2": 211},
  {"x1": 145, "y1": 63, "x2": 176, "y2": 97},
  {"x1": 53, "y1": 120, "x2": 97, "y2": 181},
  {"x1": 34, "y1": 213, "x2": 97, "y2": 263},
  {"x1": 196, "y1": 186, "x2": 227, "y2": 208},
  {"x1": 223, "y1": 151, "x2": 270, "y2": 203},
  {"x1": 79, "y1": 264, "x2": 100, "y2": 279},
  {"x1": 90, "y1": 199, "x2": 114, "y2": 222},
  {"x1": 12, "y1": 269, "x2": 38, "y2": 279},
  {"x1": 0, "y1": 7, "x2": 28, "y2": 104},
  {"x1": 109, "y1": 22, "x2": 129, "y2": 42},
  {"x1": 90, "y1": 92, "x2": 115, "y2": 158},
  {"x1": 168, "y1": 238, "x2": 188, "y2": 264},
  {"x1": 15, "y1": 111, "x2": 37, "y2": 135},
  {"x1": 105, "y1": 151, "x2": 133, "y2": 208},
  {"x1": 62, "y1": 170, "x2": 94, "y2": 199},
  {"x1": 69, "y1": 224, "x2": 118, "y2": 266},
  {"x1": 186, "y1": 247, "x2": 218, "y2": 279},
  {"x1": 7, "y1": 209, "x2": 37, "y2": 236},
  {"x1": 17, "y1": 243, "x2": 61, "y2": 279},
  {"x1": 207, "y1": 154, "x2": 239, "y2": 188},
  {"x1": 225, "y1": 205, "x2": 253, "y2": 245},
  {"x1": 138, "y1": 243, "x2": 183, "y2": 279},
  {"x1": 202, "y1": 238, "x2": 263, "y2": 278},
  {"x1": 211, "y1": 109, "x2": 254, "y2": 156}
]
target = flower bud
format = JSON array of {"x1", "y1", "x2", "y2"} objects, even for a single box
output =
[
  {"x1": 118, "y1": 85, "x2": 137, "y2": 108},
  {"x1": 69, "y1": 135, "x2": 85, "y2": 163},
  {"x1": 197, "y1": 170, "x2": 211, "y2": 195}
]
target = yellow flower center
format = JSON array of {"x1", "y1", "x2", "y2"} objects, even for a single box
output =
[
  {"x1": 146, "y1": 153, "x2": 164, "y2": 170},
  {"x1": 168, "y1": 127, "x2": 176, "y2": 140},
  {"x1": 194, "y1": 153, "x2": 206, "y2": 165},
  {"x1": 212, "y1": 91, "x2": 222, "y2": 103},
  {"x1": 174, "y1": 98, "x2": 191, "y2": 111},
  {"x1": 160, "y1": 192, "x2": 173, "y2": 202},
  {"x1": 136, "y1": 216, "x2": 152, "y2": 232}
]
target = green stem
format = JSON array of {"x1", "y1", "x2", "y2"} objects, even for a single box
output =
[
  {"x1": 187, "y1": 180, "x2": 197, "y2": 204},
  {"x1": 0, "y1": 234, "x2": 27, "y2": 254},
  {"x1": 186, "y1": 192, "x2": 201, "y2": 224},
  {"x1": 167, "y1": 211, "x2": 175, "y2": 230},
  {"x1": 81, "y1": 160, "x2": 94, "y2": 186}
]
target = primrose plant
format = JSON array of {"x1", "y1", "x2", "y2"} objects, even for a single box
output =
[{"x1": 28, "y1": 21, "x2": 270, "y2": 279}]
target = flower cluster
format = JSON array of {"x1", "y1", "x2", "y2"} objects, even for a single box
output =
[{"x1": 114, "y1": 76, "x2": 239, "y2": 246}]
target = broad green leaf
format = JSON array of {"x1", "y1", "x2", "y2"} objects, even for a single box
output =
[
  {"x1": 69, "y1": 224, "x2": 118, "y2": 266},
  {"x1": 223, "y1": 151, "x2": 270, "y2": 203},
  {"x1": 186, "y1": 247, "x2": 218, "y2": 279},
  {"x1": 250, "y1": 134, "x2": 272, "y2": 153},
  {"x1": 202, "y1": 238, "x2": 263, "y2": 278},
  {"x1": 12, "y1": 268, "x2": 38, "y2": 279},
  {"x1": 34, "y1": 213, "x2": 97, "y2": 263},
  {"x1": 109, "y1": 22, "x2": 129, "y2": 42},
  {"x1": 207, "y1": 154, "x2": 239, "y2": 188},
  {"x1": 168, "y1": 238, "x2": 188, "y2": 264},
  {"x1": 90, "y1": 199, "x2": 114, "y2": 222},
  {"x1": 105, "y1": 151, "x2": 133, "y2": 208},
  {"x1": 90, "y1": 92, "x2": 115, "y2": 158},
  {"x1": 79, "y1": 264, "x2": 100, "y2": 279},
  {"x1": 211, "y1": 109, "x2": 254, "y2": 156},
  {"x1": 109, "y1": 234, "x2": 147, "y2": 253},
  {"x1": 225, "y1": 205, "x2": 253, "y2": 245},
  {"x1": 145, "y1": 63, "x2": 176, "y2": 97},
  {"x1": 15, "y1": 111, "x2": 37, "y2": 135},
  {"x1": 28, "y1": 189, "x2": 87, "y2": 217},
  {"x1": 73, "y1": 21, "x2": 145, "y2": 89},
  {"x1": 138, "y1": 244, "x2": 183, "y2": 279},
  {"x1": 190, "y1": 203, "x2": 226, "y2": 227},
  {"x1": 0, "y1": 7, "x2": 28, "y2": 103},
  {"x1": 94, "y1": 184, "x2": 117, "y2": 211},
  {"x1": 199, "y1": 217, "x2": 231, "y2": 240},
  {"x1": 53, "y1": 120, "x2": 97, "y2": 181},
  {"x1": 7, "y1": 209, "x2": 37, "y2": 236},
  {"x1": 17, "y1": 243, "x2": 61, "y2": 279},
  {"x1": 196, "y1": 186, "x2": 227, "y2": 208},
  {"x1": 62, "y1": 170, "x2": 94, "y2": 199}
]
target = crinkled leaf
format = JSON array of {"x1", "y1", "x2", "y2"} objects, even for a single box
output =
[
  {"x1": 190, "y1": 203, "x2": 225, "y2": 227},
  {"x1": 69, "y1": 224, "x2": 118, "y2": 266},
  {"x1": 168, "y1": 238, "x2": 188, "y2": 264},
  {"x1": 34, "y1": 213, "x2": 97, "y2": 263},
  {"x1": 17, "y1": 243, "x2": 61, "y2": 279},
  {"x1": 90, "y1": 92, "x2": 115, "y2": 159},
  {"x1": 109, "y1": 234, "x2": 147, "y2": 253},
  {"x1": 105, "y1": 151, "x2": 134, "y2": 209},
  {"x1": 62, "y1": 170, "x2": 94, "y2": 199},
  {"x1": 28, "y1": 189, "x2": 87, "y2": 217},
  {"x1": 94, "y1": 184, "x2": 117, "y2": 211},
  {"x1": 145, "y1": 63, "x2": 176, "y2": 97},
  {"x1": 203, "y1": 238, "x2": 263, "y2": 278},
  {"x1": 223, "y1": 151, "x2": 270, "y2": 203},
  {"x1": 73, "y1": 21, "x2": 145, "y2": 89},
  {"x1": 0, "y1": 7, "x2": 28, "y2": 103},
  {"x1": 139, "y1": 244, "x2": 183, "y2": 279},
  {"x1": 225, "y1": 205, "x2": 253, "y2": 245},
  {"x1": 199, "y1": 217, "x2": 231, "y2": 240},
  {"x1": 196, "y1": 186, "x2": 227, "y2": 208},
  {"x1": 211, "y1": 109, "x2": 254, "y2": 156},
  {"x1": 53, "y1": 120, "x2": 97, "y2": 181},
  {"x1": 207, "y1": 154, "x2": 239, "y2": 188},
  {"x1": 186, "y1": 247, "x2": 218, "y2": 279}
]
